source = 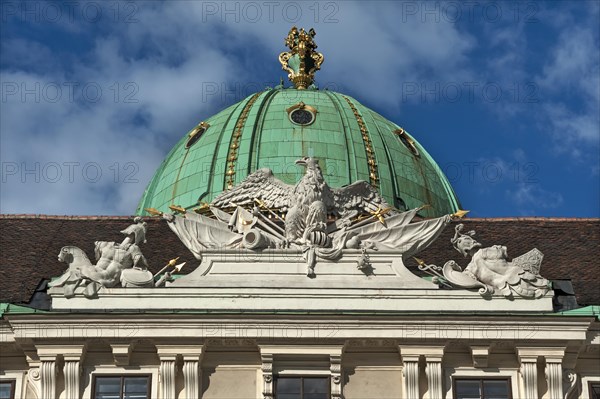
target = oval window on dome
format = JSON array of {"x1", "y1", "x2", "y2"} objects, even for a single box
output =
[
  {"x1": 290, "y1": 109, "x2": 315, "y2": 125},
  {"x1": 186, "y1": 122, "x2": 210, "y2": 148},
  {"x1": 287, "y1": 102, "x2": 317, "y2": 126},
  {"x1": 394, "y1": 128, "x2": 420, "y2": 157}
]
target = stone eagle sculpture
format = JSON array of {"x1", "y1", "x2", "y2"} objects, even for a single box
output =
[
  {"x1": 211, "y1": 156, "x2": 393, "y2": 247},
  {"x1": 162, "y1": 156, "x2": 454, "y2": 277}
]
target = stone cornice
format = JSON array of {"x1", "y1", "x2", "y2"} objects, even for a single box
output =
[{"x1": 3, "y1": 316, "x2": 595, "y2": 344}]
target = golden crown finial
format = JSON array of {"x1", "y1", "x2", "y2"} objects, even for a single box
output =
[{"x1": 279, "y1": 26, "x2": 324, "y2": 90}]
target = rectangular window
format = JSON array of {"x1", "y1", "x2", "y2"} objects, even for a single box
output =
[
  {"x1": 0, "y1": 380, "x2": 15, "y2": 399},
  {"x1": 453, "y1": 378, "x2": 511, "y2": 399},
  {"x1": 275, "y1": 376, "x2": 330, "y2": 399},
  {"x1": 92, "y1": 375, "x2": 151, "y2": 399}
]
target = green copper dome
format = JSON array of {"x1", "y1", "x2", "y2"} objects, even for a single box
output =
[{"x1": 136, "y1": 88, "x2": 460, "y2": 218}]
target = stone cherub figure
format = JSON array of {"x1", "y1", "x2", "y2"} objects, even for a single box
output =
[
  {"x1": 49, "y1": 217, "x2": 152, "y2": 298},
  {"x1": 441, "y1": 224, "x2": 550, "y2": 298}
]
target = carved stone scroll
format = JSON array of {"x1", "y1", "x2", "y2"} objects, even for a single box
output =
[
  {"x1": 330, "y1": 354, "x2": 342, "y2": 399},
  {"x1": 261, "y1": 354, "x2": 274, "y2": 399}
]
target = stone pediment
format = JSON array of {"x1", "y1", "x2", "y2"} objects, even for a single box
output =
[
  {"x1": 49, "y1": 250, "x2": 553, "y2": 313},
  {"x1": 47, "y1": 157, "x2": 553, "y2": 314}
]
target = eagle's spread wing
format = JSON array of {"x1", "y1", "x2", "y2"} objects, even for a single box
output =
[
  {"x1": 332, "y1": 180, "x2": 395, "y2": 217},
  {"x1": 211, "y1": 168, "x2": 295, "y2": 210}
]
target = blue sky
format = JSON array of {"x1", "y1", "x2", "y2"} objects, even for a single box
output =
[{"x1": 1, "y1": 0, "x2": 598, "y2": 217}]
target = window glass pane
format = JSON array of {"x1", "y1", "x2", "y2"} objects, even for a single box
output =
[
  {"x1": 277, "y1": 378, "x2": 301, "y2": 394},
  {"x1": 95, "y1": 377, "x2": 121, "y2": 399},
  {"x1": 96, "y1": 378, "x2": 121, "y2": 393},
  {"x1": 0, "y1": 382, "x2": 14, "y2": 399},
  {"x1": 305, "y1": 394, "x2": 329, "y2": 399},
  {"x1": 456, "y1": 380, "x2": 481, "y2": 399},
  {"x1": 590, "y1": 383, "x2": 600, "y2": 399},
  {"x1": 278, "y1": 395, "x2": 301, "y2": 399},
  {"x1": 124, "y1": 393, "x2": 148, "y2": 399},
  {"x1": 304, "y1": 378, "x2": 328, "y2": 393},
  {"x1": 483, "y1": 380, "x2": 510, "y2": 398},
  {"x1": 124, "y1": 377, "x2": 148, "y2": 393}
]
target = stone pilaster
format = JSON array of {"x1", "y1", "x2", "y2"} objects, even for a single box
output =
[
  {"x1": 517, "y1": 348, "x2": 539, "y2": 399},
  {"x1": 425, "y1": 359, "x2": 442, "y2": 399},
  {"x1": 545, "y1": 361, "x2": 563, "y2": 398},
  {"x1": 156, "y1": 346, "x2": 179, "y2": 399},
  {"x1": 36, "y1": 345, "x2": 85, "y2": 399},
  {"x1": 400, "y1": 345, "x2": 444, "y2": 399},
  {"x1": 520, "y1": 360, "x2": 538, "y2": 399},
  {"x1": 63, "y1": 346, "x2": 85, "y2": 399},
  {"x1": 156, "y1": 345, "x2": 203, "y2": 399},
  {"x1": 159, "y1": 359, "x2": 176, "y2": 399},
  {"x1": 39, "y1": 358, "x2": 57, "y2": 399},
  {"x1": 63, "y1": 360, "x2": 80, "y2": 399},
  {"x1": 545, "y1": 348, "x2": 565, "y2": 399},
  {"x1": 402, "y1": 356, "x2": 420, "y2": 399}
]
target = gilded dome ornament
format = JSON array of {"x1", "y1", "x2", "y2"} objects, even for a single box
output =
[{"x1": 279, "y1": 26, "x2": 324, "y2": 90}]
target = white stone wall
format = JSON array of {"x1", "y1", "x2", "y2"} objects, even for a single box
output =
[{"x1": 1, "y1": 316, "x2": 598, "y2": 399}]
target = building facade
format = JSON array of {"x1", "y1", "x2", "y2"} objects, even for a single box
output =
[{"x1": 1, "y1": 27, "x2": 599, "y2": 399}]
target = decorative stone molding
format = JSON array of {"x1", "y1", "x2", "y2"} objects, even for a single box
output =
[
  {"x1": 470, "y1": 345, "x2": 490, "y2": 368},
  {"x1": 63, "y1": 360, "x2": 80, "y2": 399},
  {"x1": 261, "y1": 353, "x2": 274, "y2": 399},
  {"x1": 36, "y1": 344, "x2": 85, "y2": 399},
  {"x1": 400, "y1": 345, "x2": 444, "y2": 399},
  {"x1": 110, "y1": 343, "x2": 132, "y2": 366},
  {"x1": 26, "y1": 368, "x2": 41, "y2": 399},
  {"x1": 39, "y1": 359, "x2": 56, "y2": 399},
  {"x1": 517, "y1": 347, "x2": 565, "y2": 399},
  {"x1": 347, "y1": 339, "x2": 396, "y2": 347},
  {"x1": 546, "y1": 361, "x2": 563, "y2": 399},
  {"x1": 563, "y1": 369, "x2": 579, "y2": 399},
  {"x1": 23, "y1": 346, "x2": 42, "y2": 398},
  {"x1": 259, "y1": 345, "x2": 344, "y2": 399},
  {"x1": 155, "y1": 345, "x2": 203, "y2": 399},
  {"x1": 159, "y1": 359, "x2": 176, "y2": 399},
  {"x1": 402, "y1": 356, "x2": 420, "y2": 399},
  {"x1": 156, "y1": 346, "x2": 180, "y2": 399},
  {"x1": 182, "y1": 347, "x2": 204, "y2": 399},
  {"x1": 545, "y1": 348, "x2": 565, "y2": 399},
  {"x1": 182, "y1": 360, "x2": 199, "y2": 398},
  {"x1": 330, "y1": 354, "x2": 342, "y2": 399},
  {"x1": 520, "y1": 361, "x2": 538, "y2": 399},
  {"x1": 517, "y1": 349, "x2": 539, "y2": 399},
  {"x1": 426, "y1": 360, "x2": 442, "y2": 399},
  {"x1": 63, "y1": 345, "x2": 86, "y2": 399},
  {"x1": 206, "y1": 338, "x2": 256, "y2": 347}
]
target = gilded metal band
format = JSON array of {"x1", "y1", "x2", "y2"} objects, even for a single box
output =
[
  {"x1": 343, "y1": 96, "x2": 379, "y2": 189},
  {"x1": 226, "y1": 92, "x2": 263, "y2": 189}
]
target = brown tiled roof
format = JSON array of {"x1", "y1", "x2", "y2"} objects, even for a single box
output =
[{"x1": 1, "y1": 215, "x2": 598, "y2": 306}]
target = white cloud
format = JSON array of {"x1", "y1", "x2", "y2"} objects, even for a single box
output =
[
  {"x1": 535, "y1": 17, "x2": 600, "y2": 152},
  {"x1": 0, "y1": 1, "x2": 597, "y2": 216},
  {"x1": 508, "y1": 183, "x2": 564, "y2": 212},
  {"x1": 0, "y1": 1, "x2": 477, "y2": 215}
]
